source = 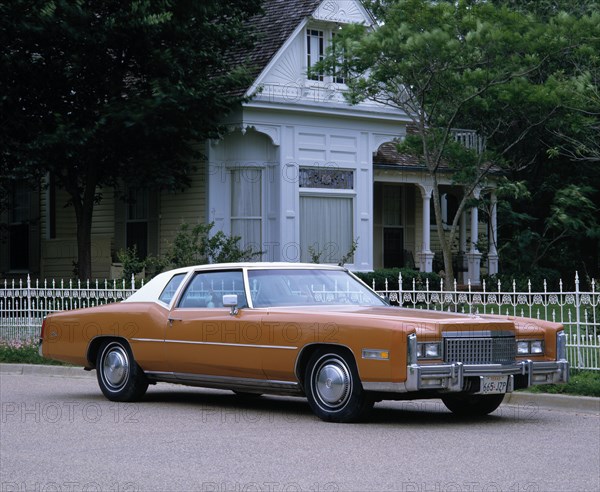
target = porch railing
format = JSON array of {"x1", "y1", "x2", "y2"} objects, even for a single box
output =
[{"x1": 1, "y1": 272, "x2": 598, "y2": 371}]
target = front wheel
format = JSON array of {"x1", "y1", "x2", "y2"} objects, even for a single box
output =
[
  {"x1": 441, "y1": 393, "x2": 505, "y2": 417},
  {"x1": 96, "y1": 340, "x2": 148, "y2": 402},
  {"x1": 304, "y1": 349, "x2": 373, "y2": 423}
]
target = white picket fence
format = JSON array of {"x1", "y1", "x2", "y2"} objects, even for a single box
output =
[
  {"x1": 1, "y1": 272, "x2": 598, "y2": 370},
  {"x1": 0, "y1": 276, "x2": 140, "y2": 341}
]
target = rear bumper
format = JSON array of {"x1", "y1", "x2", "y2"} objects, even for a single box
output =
[{"x1": 363, "y1": 359, "x2": 570, "y2": 394}]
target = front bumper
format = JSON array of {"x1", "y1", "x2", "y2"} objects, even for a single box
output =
[{"x1": 363, "y1": 359, "x2": 570, "y2": 394}]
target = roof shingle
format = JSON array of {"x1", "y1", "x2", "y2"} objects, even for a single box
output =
[{"x1": 229, "y1": 0, "x2": 323, "y2": 92}]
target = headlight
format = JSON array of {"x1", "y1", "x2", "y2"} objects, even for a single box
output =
[
  {"x1": 425, "y1": 343, "x2": 440, "y2": 358},
  {"x1": 517, "y1": 340, "x2": 545, "y2": 355},
  {"x1": 416, "y1": 342, "x2": 441, "y2": 359},
  {"x1": 530, "y1": 341, "x2": 544, "y2": 354}
]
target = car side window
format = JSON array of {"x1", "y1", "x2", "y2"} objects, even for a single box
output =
[
  {"x1": 178, "y1": 270, "x2": 247, "y2": 309},
  {"x1": 158, "y1": 273, "x2": 186, "y2": 305}
]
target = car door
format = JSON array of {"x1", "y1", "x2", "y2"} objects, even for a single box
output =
[{"x1": 165, "y1": 269, "x2": 267, "y2": 379}]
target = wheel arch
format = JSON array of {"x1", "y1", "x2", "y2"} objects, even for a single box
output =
[
  {"x1": 87, "y1": 336, "x2": 131, "y2": 369},
  {"x1": 295, "y1": 343, "x2": 359, "y2": 390}
]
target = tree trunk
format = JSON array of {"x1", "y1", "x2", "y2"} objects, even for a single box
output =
[
  {"x1": 441, "y1": 243, "x2": 455, "y2": 291},
  {"x1": 430, "y1": 179, "x2": 456, "y2": 290},
  {"x1": 75, "y1": 207, "x2": 94, "y2": 280},
  {"x1": 68, "y1": 167, "x2": 98, "y2": 281}
]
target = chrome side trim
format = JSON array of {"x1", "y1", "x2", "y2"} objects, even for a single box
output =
[
  {"x1": 145, "y1": 371, "x2": 303, "y2": 396},
  {"x1": 363, "y1": 359, "x2": 570, "y2": 394},
  {"x1": 131, "y1": 338, "x2": 297, "y2": 350},
  {"x1": 162, "y1": 340, "x2": 298, "y2": 350}
]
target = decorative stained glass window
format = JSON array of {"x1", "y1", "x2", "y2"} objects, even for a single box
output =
[{"x1": 299, "y1": 168, "x2": 354, "y2": 190}]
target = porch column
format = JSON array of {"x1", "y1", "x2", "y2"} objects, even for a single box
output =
[
  {"x1": 488, "y1": 191, "x2": 499, "y2": 275},
  {"x1": 459, "y1": 211, "x2": 468, "y2": 284},
  {"x1": 466, "y1": 189, "x2": 482, "y2": 285},
  {"x1": 418, "y1": 185, "x2": 434, "y2": 272}
]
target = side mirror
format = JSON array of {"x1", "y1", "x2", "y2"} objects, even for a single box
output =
[{"x1": 222, "y1": 294, "x2": 239, "y2": 316}]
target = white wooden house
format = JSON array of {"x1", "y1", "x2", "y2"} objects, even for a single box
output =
[{"x1": 0, "y1": 0, "x2": 499, "y2": 283}]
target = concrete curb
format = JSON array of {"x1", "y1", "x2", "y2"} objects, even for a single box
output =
[
  {"x1": 1, "y1": 363, "x2": 598, "y2": 414},
  {"x1": 505, "y1": 391, "x2": 599, "y2": 414},
  {"x1": 0, "y1": 363, "x2": 95, "y2": 379}
]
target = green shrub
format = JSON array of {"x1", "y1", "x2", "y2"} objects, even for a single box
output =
[
  {"x1": 166, "y1": 222, "x2": 262, "y2": 267},
  {"x1": 0, "y1": 339, "x2": 69, "y2": 365},
  {"x1": 484, "y1": 268, "x2": 562, "y2": 292},
  {"x1": 525, "y1": 370, "x2": 600, "y2": 397},
  {"x1": 116, "y1": 245, "x2": 146, "y2": 281},
  {"x1": 114, "y1": 222, "x2": 262, "y2": 281}
]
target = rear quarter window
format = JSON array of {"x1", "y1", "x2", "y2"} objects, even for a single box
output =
[{"x1": 158, "y1": 273, "x2": 186, "y2": 305}]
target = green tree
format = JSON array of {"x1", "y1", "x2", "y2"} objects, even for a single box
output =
[
  {"x1": 0, "y1": 0, "x2": 261, "y2": 279},
  {"x1": 323, "y1": 0, "x2": 598, "y2": 286}
]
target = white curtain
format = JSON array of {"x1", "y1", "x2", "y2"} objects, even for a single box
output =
[
  {"x1": 300, "y1": 195, "x2": 353, "y2": 263},
  {"x1": 231, "y1": 169, "x2": 261, "y2": 251}
]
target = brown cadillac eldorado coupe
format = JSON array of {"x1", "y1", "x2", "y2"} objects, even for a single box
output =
[{"x1": 39, "y1": 263, "x2": 569, "y2": 422}]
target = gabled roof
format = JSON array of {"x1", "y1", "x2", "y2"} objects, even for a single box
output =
[{"x1": 229, "y1": 0, "x2": 322, "y2": 92}]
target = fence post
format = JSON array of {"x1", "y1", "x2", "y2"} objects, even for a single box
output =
[
  {"x1": 27, "y1": 274, "x2": 32, "y2": 339},
  {"x1": 398, "y1": 272, "x2": 403, "y2": 308},
  {"x1": 575, "y1": 272, "x2": 582, "y2": 369}
]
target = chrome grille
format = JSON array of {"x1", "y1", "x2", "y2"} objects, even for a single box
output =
[{"x1": 443, "y1": 332, "x2": 516, "y2": 365}]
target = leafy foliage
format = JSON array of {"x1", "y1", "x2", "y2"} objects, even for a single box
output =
[
  {"x1": 0, "y1": 0, "x2": 262, "y2": 278},
  {"x1": 322, "y1": 0, "x2": 599, "y2": 282},
  {"x1": 525, "y1": 369, "x2": 600, "y2": 397},
  {"x1": 0, "y1": 339, "x2": 69, "y2": 365},
  {"x1": 116, "y1": 222, "x2": 262, "y2": 280},
  {"x1": 116, "y1": 246, "x2": 147, "y2": 282},
  {"x1": 165, "y1": 222, "x2": 262, "y2": 268}
]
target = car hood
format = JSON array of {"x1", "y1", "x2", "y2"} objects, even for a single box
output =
[{"x1": 260, "y1": 304, "x2": 521, "y2": 336}]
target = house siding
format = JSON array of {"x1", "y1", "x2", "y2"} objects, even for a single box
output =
[
  {"x1": 158, "y1": 160, "x2": 207, "y2": 256},
  {"x1": 40, "y1": 187, "x2": 114, "y2": 280}
]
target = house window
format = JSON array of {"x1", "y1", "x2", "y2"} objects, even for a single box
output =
[
  {"x1": 306, "y1": 28, "x2": 347, "y2": 84},
  {"x1": 300, "y1": 196, "x2": 353, "y2": 264},
  {"x1": 231, "y1": 168, "x2": 262, "y2": 251},
  {"x1": 299, "y1": 168, "x2": 353, "y2": 189},
  {"x1": 299, "y1": 167, "x2": 355, "y2": 264},
  {"x1": 126, "y1": 187, "x2": 149, "y2": 259},
  {"x1": 382, "y1": 186, "x2": 404, "y2": 268},
  {"x1": 307, "y1": 29, "x2": 325, "y2": 81}
]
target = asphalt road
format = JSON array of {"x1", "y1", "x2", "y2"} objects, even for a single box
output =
[{"x1": 1, "y1": 371, "x2": 599, "y2": 492}]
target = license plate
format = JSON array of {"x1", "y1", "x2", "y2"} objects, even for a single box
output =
[{"x1": 480, "y1": 376, "x2": 509, "y2": 395}]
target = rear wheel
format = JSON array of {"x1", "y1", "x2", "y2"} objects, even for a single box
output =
[
  {"x1": 96, "y1": 340, "x2": 148, "y2": 402},
  {"x1": 441, "y1": 393, "x2": 505, "y2": 417},
  {"x1": 304, "y1": 348, "x2": 373, "y2": 423}
]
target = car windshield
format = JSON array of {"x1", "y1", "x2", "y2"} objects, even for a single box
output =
[{"x1": 247, "y1": 269, "x2": 387, "y2": 308}]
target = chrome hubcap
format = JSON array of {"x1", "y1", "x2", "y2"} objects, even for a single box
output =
[
  {"x1": 314, "y1": 357, "x2": 351, "y2": 409},
  {"x1": 103, "y1": 346, "x2": 129, "y2": 390}
]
